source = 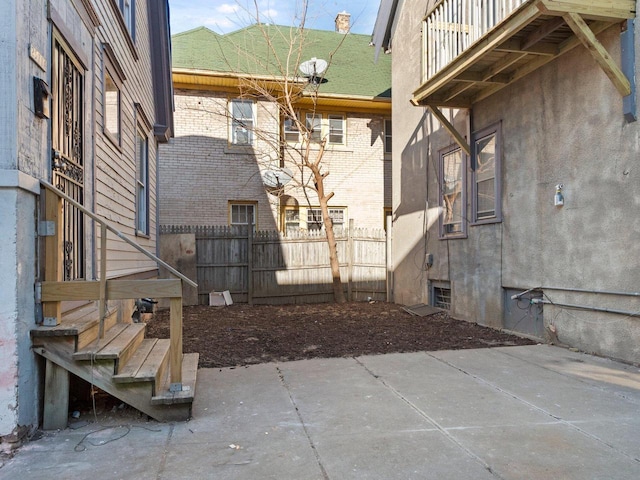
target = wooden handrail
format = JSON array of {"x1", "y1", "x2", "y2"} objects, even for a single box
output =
[
  {"x1": 41, "y1": 180, "x2": 194, "y2": 390},
  {"x1": 40, "y1": 180, "x2": 197, "y2": 287}
]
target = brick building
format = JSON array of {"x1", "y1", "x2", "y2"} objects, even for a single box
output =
[{"x1": 159, "y1": 18, "x2": 392, "y2": 233}]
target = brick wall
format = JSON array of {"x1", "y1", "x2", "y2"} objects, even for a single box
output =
[{"x1": 159, "y1": 89, "x2": 391, "y2": 231}]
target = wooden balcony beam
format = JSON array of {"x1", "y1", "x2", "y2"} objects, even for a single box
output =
[
  {"x1": 454, "y1": 72, "x2": 510, "y2": 84},
  {"x1": 413, "y1": 3, "x2": 543, "y2": 105},
  {"x1": 537, "y1": 0, "x2": 636, "y2": 22},
  {"x1": 426, "y1": 105, "x2": 471, "y2": 156},
  {"x1": 41, "y1": 278, "x2": 183, "y2": 302},
  {"x1": 563, "y1": 12, "x2": 631, "y2": 96},
  {"x1": 495, "y1": 39, "x2": 558, "y2": 56},
  {"x1": 473, "y1": 20, "x2": 613, "y2": 104},
  {"x1": 521, "y1": 16, "x2": 566, "y2": 49}
]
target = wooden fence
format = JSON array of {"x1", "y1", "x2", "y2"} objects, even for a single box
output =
[{"x1": 160, "y1": 220, "x2": 390, "y2": 305}]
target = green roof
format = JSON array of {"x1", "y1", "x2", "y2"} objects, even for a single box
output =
[{"x1": 172, "y1": 25, "x2": 391, "y2": 99}]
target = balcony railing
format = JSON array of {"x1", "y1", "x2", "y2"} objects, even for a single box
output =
[{"x1": 424, "y1": 0, "x2": 527, "y2": 80}]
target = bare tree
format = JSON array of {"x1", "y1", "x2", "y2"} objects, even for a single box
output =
[{"x1": 205, "y1": 1, "x2": 350, "y2": 303}]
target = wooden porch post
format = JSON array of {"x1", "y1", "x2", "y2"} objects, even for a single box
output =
[
  {"x1": 43, "y1": 188, "x2": 63, "y2": 326},
  {"x1": 42, "y1": 358, "x2": 69, "y2": 430},
  {"x1": 169, "y1": 295, "x2": 183, "y2": 391}
]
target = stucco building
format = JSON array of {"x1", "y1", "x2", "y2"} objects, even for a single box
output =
[
  {"x1": 374, "y1": 0, "x2": 640, "y2": 364},
  {"x1": 159, "y1": 15, "x2": 392, "y2": 233}
]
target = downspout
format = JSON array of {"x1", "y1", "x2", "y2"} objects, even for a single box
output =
[{"x1": 531, "y1": 298, "x2": 640, "y2": 318}]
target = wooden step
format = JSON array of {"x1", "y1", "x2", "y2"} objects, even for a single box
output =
[
  {"x1": 113, "y1": 338, "x2": 171, "y2": 393},
  {"x1": 151, "y1": 353, "x2": 199, "y2": 406},
  {"x1": 74, "y1": 323, "x2": 146, "y2": 373},
  {"x1": 31, "y1": 303, "x2": 118, "y2": 351}
]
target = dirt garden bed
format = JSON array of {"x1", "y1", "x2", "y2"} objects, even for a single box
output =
[{"x1": 146, "y1": 302, "x2": 537, "y2": 368}]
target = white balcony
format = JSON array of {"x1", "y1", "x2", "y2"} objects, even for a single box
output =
[{"x1": 412, "y1": 0, "x2": 636, "y2": 107}]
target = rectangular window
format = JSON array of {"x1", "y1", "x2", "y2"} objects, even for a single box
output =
[
  {"x1": 472, "y1": 123, "x2": 501, "y2": 224},
  {"x1": 328, "y1": 208, "x2": 345, "y2": 228},
  {"x1": 431, "y1": 284, "x2": 451, "y2": 310},
  {"x1": 328, "y1": 115, "x2": 344, "y2": 144},
  {"x1": 230, "y1": 203, "x2": 256, "y2": 230},
  {"x1": 306, "y1": 113, "x2": 322, "y2": 142},
  {"x1": 104, "y1": 71, "x2": 120, "y2": 144},
  {"x1": 307, "y1": 208, "x2": 323, "y2": 230},
  {"x1": 306, "y1": 208, "x2": 346, "y2": 230},
  {"x1": 304, "y1": 113, "x2": 345, "y2": 144},
  {"x1": 284, "y1": 208, "x2": 300, "y2": 232},
  {"x1": 384, "y1": 119, "x2": 392, "y2": 155},
  {"x1": 283, "y1": 115, "x2": 300, "y2": 142},
  {"x1": 439, "y1": 145, "x2": 466, "y2": 238},
  {"x1": 230, "y1": 99, "x2": 255, "y2": 146},
  {"x1": 119, "y1": 0, "x2": 135, "y2": 39},
  {"x1": 135, "y1": 125, "x2": 149, "y2": 235}
]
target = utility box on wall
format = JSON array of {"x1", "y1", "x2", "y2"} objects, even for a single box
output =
[{"x1": 503, "y1": 288, "x2": 544, "y2": 338}]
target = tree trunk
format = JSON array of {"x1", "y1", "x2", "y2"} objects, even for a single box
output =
[
  {"x1": 319, "y1": 195, "x2": 346, "y2": 303},
  {"x1": 308, "y1": 154, "x2": 346, "y2": 304}
]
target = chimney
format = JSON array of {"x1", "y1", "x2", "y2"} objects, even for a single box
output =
[{"x1": 335, "y1": 11, "x2": 350, "y2": 34}]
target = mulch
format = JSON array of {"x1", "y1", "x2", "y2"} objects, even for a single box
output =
[{"x1": 146, "y1": 302, "x2": 537, "y2": 368}]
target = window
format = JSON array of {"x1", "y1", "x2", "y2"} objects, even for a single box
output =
[
  {"x1": 430, "y1": 282, "x2": 451, "y2": 310},
  {"x1": 104, "y1": 71, "x2": 120, "y2": 144},
  {"x1": 307, "y1": 208, "x2": 323, "y2": 230},
  {"x1": 472, "y1": 123, "x2": 502, "y2": 224},
  {"x1": 439, "y1": 145, "x2": 466, "y2": 238},
  {"x1": 304, "y1": 113, "x2": 345, "y2": 144},
  {"x1": 305, "y1": 113, "x2": 322, "y2": 142},
  {"x1": 284, "y1": 208, "x2": 300, "y2": 233},
  {"x1": 102, "y1": 44, "x2": 125, "y2": 147},
  {"x1": 230, "y1": 99, "x2": 255, "y2": 146},
  {"x1": 135, "y1": 125, "x2": 149, "y2": 235},
  {"x1": 306, "y1": 208, "x2": 346, "y2": 231},
  {"x1": 384, "y1": 119, "x2": 392, "y2": 155},
  {"x1": 328, "y1": 115, "x2": 344, "y2": 144},
  {"x1": 230, "y1": 203, "x2": 256, "y2": 229},
  {"x1": 283, "y1": 115, "x2": 300, "y2": 142},
  {"x1": 119, "y1": 0, "x2": 135, "y2": 39}
]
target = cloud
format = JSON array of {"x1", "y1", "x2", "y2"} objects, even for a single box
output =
[{"x1": 216, "y1": 3, "x2": 240, "y2": 14}]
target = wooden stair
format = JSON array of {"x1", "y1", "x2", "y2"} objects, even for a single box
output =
[{"x1": 31, "y1": 303, "x2": 198, "y2": 426}]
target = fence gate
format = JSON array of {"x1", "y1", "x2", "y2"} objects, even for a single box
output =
[{"x1": 51, "y1": 33, "x2": 85, "y2": 280}]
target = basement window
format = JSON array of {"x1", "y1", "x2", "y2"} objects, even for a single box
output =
[{"x1": 430, "y1": 282, "x2": 451, "y2": 310}]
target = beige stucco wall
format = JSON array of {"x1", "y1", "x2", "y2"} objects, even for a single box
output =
[
  {"x1": 160, "y1": 88, "x2": 391, "y2": 231},
  {"x1": 391, "y1": 0, "x2": 640, "y2": 363}
]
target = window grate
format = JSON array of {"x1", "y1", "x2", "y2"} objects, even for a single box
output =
[{"x1": 433, "y1": 286, "x2": 451, "y2": 310}]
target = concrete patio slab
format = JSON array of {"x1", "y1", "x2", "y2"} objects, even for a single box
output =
[{"x1": 1, "y1": 345, "x2": 639, "y2": 479}]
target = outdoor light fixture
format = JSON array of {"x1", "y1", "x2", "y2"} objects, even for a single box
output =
[{"x1": 554, "y1": 184, "x2": 564, "y2": 207}]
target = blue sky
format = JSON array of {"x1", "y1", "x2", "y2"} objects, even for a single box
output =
[{"x1": 169, "y1": 0, "x2": 380, "y2": 35}]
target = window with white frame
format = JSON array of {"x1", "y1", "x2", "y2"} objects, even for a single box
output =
[
  {"x1": 384, "y1": 119, "x2": 392, "y2": 155},
  {"x1": 303, "y1": 113, "x2": 345, "y2": 144},
  {"x1": 104, "y1": 71, "x2": 120, "y2": 144},
  {"x1": 306, "y1": 208, "x2": 345, "y2": 231},
  {"x1": 135, "y1": 124, "x2": 149, "y2": 235},
  {"x1": 284, "y1": 208, "x2": 300, "y2": 232},
  {"x1": 229, "y1": 99, "x2": 255, "y2": 146},
  {"x1": 283, "y1": 114, "x2": 300, "y2": 142},
  {"x1": 328, "y1": 115, "x2": 344, "y2": 144},
  {"x1": 439, "y1": 145, "x2": 466, "y2": 238},
  {"x1": 305, "y1": 113, "x2": 322, "y2": 143},
  {"x1": 472, "y1": 123, "x2": 501, "y2": 224},
  {"x1": 230, "y1": 202, "x2": 256, "y2": 229}
]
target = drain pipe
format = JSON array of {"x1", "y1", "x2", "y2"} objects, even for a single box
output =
[
  {"x1": 542, "y1": 286, "x2": 640, "y2": 297},
  {"x1": 531, "y1": 298, "x2": 640, "y2": 318}
]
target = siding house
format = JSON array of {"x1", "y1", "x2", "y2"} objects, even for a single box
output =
[
  {"x1": 159, "y1": 14, "x2": 392, "y2": 233},
  {"x1": 374, "y1": 0, "x2": 640, "y2": 364},
  {"x1": 1, "y1": 0, "x2": 196, "y2": 444}
]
